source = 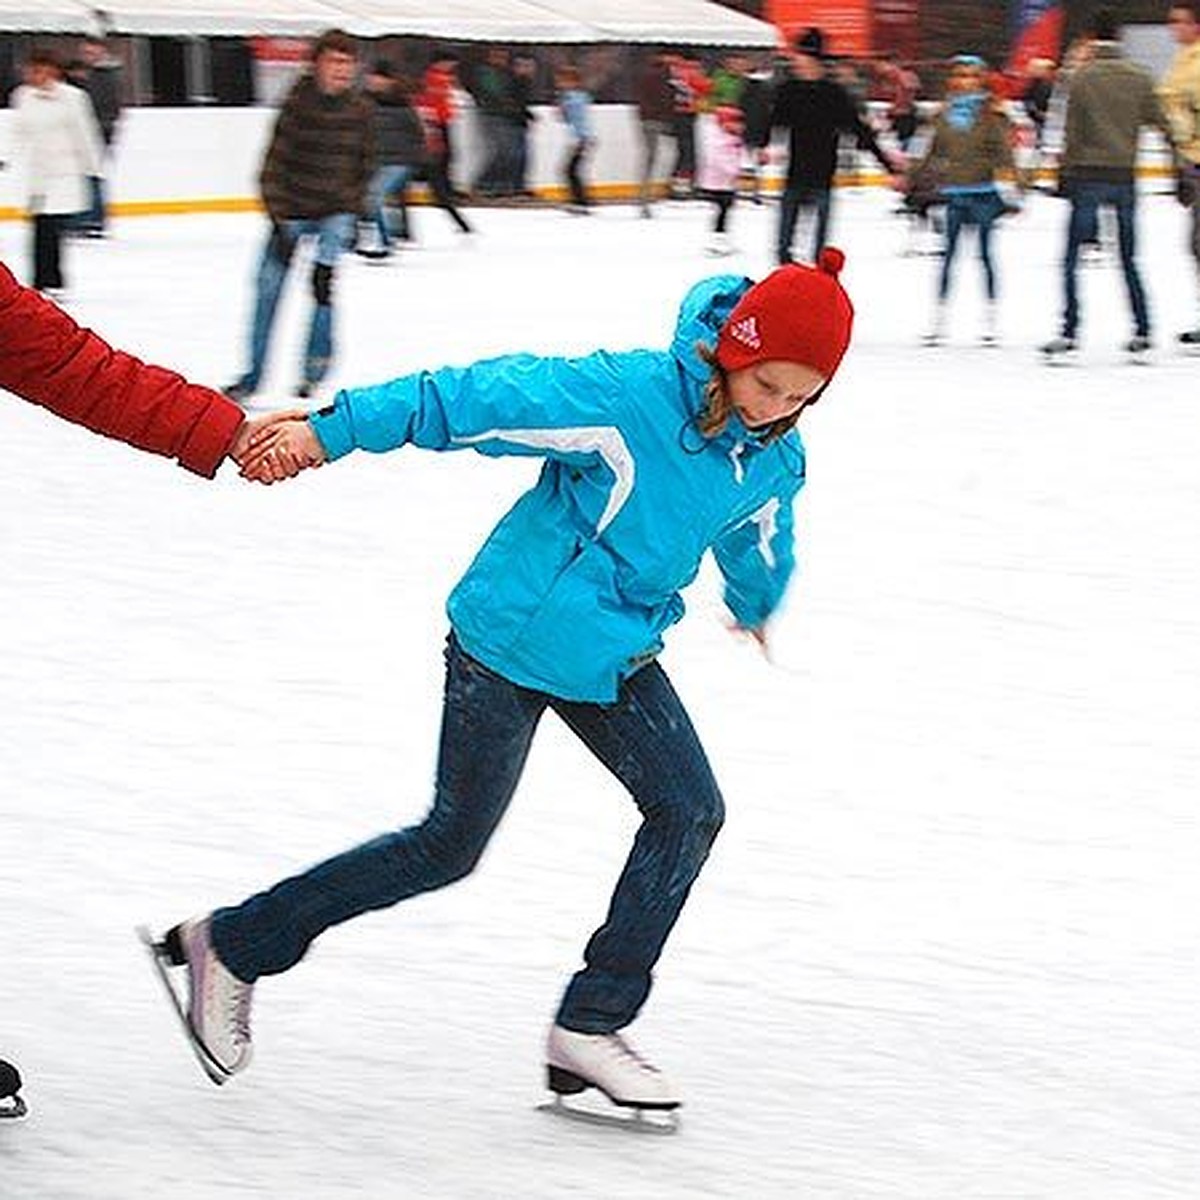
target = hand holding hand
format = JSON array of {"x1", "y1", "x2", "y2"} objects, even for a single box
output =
[
  {"x1": 228, "y1": 409, "x2": 309, "y2": 468},
  {"x1": 237, "y1": 416, "x2": 327, "y2": 484}
]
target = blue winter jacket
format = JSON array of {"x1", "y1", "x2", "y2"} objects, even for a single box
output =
[{"x1": 308, "y1": 275, "x2": 805, "y2": 703}]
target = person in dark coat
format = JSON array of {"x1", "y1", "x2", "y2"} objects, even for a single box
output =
[
  {"x1": 227, "y1": 29, "x2": 374, "y2": 404},
  {"x1": 359, "y1": 61, "x2": 429, "y2": 258},
  {"x1": 770, "y1": 28, "x2": 899, "y2": 264}
]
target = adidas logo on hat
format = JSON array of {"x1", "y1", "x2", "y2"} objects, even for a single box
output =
[{"x1": 729, "y1": 315, "x2": 761, "y2": 350}]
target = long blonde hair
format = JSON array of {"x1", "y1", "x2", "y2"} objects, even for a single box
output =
[{"x1": 695, "y1": 344, "x2": 802, "y2": 444}]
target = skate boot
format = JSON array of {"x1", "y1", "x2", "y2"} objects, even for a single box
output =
[
  {"x1": 140, "y1": 918, "x2": 254, "y2": 1084},
  {"x1": 922, "y1": 303, "x2": 946, "y2": 347},
  {"x1": 1125, "y1": 334, "x2": 1152, "y2": 364},
  {"x1": 1177, "y1": 328, "x2": 1200, "y2": 350},
  {"x1": 0, "y1": 1058, "x2": 26, "y2": 1119},
  {"x1": 704, "y1": 232, "x2": 734, "y2": 257},
  {"x1": 545, "y1": 1025, "x2": 681, "y2": 1115},
  {"x1": 980, "y1": 302, "x2": 999, "y2": 347},
  {"x1": 1040, "y1": 335, "x2": 1078, "y2": 364}
]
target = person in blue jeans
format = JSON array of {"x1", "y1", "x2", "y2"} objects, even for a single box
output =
[
  {"x1": 226, "y1": 30, "x2": 374, "y2": 403},
  {"x1": 151, "y1": 253, "x2": 855, "y2": 1114},
  {"x1": 357, "y1": 63, "x2": 428, "y2": 259},
  {"x1": 914, "y1": 55, "x2": 1017, "y2": 347},
  {"x1": 1042, "y1": 9, "x2": 1173, "y2": 361}
]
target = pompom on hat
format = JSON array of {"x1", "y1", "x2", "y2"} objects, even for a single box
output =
[{"x1": 715, "y1": 247, "x2": 854, "y2": 383}]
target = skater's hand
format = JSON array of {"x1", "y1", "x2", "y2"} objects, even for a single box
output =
[
  {"x1": 728, "y1": 621, "x2": 771, "y2": 657},
  {"x1": 228, "y1": 409, "x2": 308, "y2": 469},
  {"x1": 238, "y1": 417, "x2": 327, "y2": 484}
]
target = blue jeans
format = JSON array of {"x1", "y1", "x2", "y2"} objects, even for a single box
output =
[
  {"x1": 210, "y1": 633, "x2": 725, "y2": 1033},
  {"x1": 1062, "y1": 180, "x2": 1149, "y2": 339},
  {"x1": 368, "y1": 164, "x2": 413, "y2": 248},
  {"x1": 236, "y1": 213, "x2": 354, "y2": 393},
  {"x1": 777, "y1": 184, "x2": 832, "y2": 265},
  {"x1": 940, "y1": 192, "x2": 1004, "y2": 302}
]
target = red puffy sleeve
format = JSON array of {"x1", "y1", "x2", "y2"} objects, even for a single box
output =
[{"x1": 0, "y1": 261, "x2": 244, "y2": 478}]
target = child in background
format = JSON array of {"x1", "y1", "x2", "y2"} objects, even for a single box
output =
[
  {"x1": 557, "y1": 65, "x2": 593, "y2": 214},
  {"x1": 697, "y1": 103, "x2": 746, "y2": 255},
  {"x1": 148, "y1": 253, "x2": 856, "y2": 1120}
]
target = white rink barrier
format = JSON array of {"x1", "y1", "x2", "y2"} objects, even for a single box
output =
[{"x1": 0, "y1": 101, "x2": 1176, "y2": 219}]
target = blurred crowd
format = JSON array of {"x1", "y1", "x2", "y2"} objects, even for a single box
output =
[{"x1": 4, "y1": 3, "x2": 1199, "y2": 373}]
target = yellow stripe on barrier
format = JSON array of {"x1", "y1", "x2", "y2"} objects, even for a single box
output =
[{"x1": 0, "y1": 167, "x2": 1179, "y2": 222}]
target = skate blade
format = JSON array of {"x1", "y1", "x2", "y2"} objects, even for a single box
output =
[
  {"x1": 0, "y1": 1095, "x2": 27, "y2": 1119},
  {"x1": 536, "y1": 1094, "x2": 680, "y2": 1136},
  {"x1": 136, "y1": 925, "x2": 231, "y2": 1087}
]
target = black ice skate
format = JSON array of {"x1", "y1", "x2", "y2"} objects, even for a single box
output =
[
  {"x1": 537, "y1": 1025, "x2": 681, "y2": 1134},
  {"x1": 0, "y1": 1058, "x2": 26, "y2": 1119},
  {"x1": 1040, "y1": 335, "x2": 1078, "y2": 365},
  {"x1": 1125, "y1": 335, "x2": 1153, "y2": 365},
  {"x1": 138, "y1": 921, "x2": 254, "y2": 1087}
]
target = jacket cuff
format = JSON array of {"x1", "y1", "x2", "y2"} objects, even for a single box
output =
[
  {"x1": 177, "y1": 393, "x2": 245, "y2": 478},
  {"x1": 308, "y1": 393, "x2": 355, "y2": 461}
]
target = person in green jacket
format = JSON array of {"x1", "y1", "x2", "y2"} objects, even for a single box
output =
[{"x1": 1041, "y1": 8, "x2": 1173, "y2": 362}]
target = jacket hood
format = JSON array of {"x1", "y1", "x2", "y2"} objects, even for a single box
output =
[{"x1": 670, "y1": 274, "x2": 753, "y2": 385}]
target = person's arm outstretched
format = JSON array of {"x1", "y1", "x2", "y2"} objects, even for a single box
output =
[
  {"x1": 238, "y1": 351, "x2": 638, "y2": 483},
  {"x1": 0, "y1": 261, "x2": 290, "y2": 477}
]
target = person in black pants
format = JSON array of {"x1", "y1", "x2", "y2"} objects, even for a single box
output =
[
  {"x1": 770, "y1": 28, "x2": 899, "y2": 264},
  {"x1": 11, "y1": 48, "x2": 103, "y2": 298}
]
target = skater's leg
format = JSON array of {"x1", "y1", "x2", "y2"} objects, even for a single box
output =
[
  {"x1": 1112, "y1": 184, "x2": 1150, "y2": 339},
  {"x1": 939, "y1": 199, "x2": 965, "y2": 301},
  {"x1": 776, "y1": 186, "x2": 801, "y2": 265},
  {"x1": 238, "y1": 221, "x2": 297, "y2": 392},
  {"x1": 977, "y1": 208, "x2": 998, "y2": 301},
  {"x1": 812, "y1": 186, "x2": 832, "y2": 259},
  {"x1": 551, "y1": 663, "x2": 724, "y2": 1033},
  {"x1": 210, "y1": 633, "x2": 546, "y2": 981},
  {"x1": 301, "y1": 213, "x2": 354, "y2": 390},
  {"x1": 1062, "y1": 188, "x2": 1096, "y2": 340}
]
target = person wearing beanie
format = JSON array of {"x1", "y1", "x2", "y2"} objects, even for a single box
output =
[
  {"x1": 912, "y1": 53, "x2": 1017, "y2": 347},
  {"x1": 769, "y1": 27, "x2": 900, "y2": 265},
  {"x1": 146, "y1": 255, "x2": 855, "y2": 1120}
]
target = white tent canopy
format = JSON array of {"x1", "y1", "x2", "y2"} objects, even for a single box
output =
[
  {"x1": 0, "y1": 0, "x2": 780, "y2": 46},
  {"x1": 534, "y1": 0, "x2": 778, "y2": 46},
  {"x1": 0, "y1": 0, "x2": 93, "y2": 34}
]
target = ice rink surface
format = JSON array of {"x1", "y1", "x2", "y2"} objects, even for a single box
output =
[{"x1": 1, "y1": 188, "x2": 1199, "y2": 1199}]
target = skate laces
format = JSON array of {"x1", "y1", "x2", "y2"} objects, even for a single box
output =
[
  {"x1": 196, "y1": 930, "x2": 253, "y2": 1048},
  {"x1": 226, "y1": 974, "x2": 254, "y2": 1046},
  {"x1": 607, "y1": 1033, "x2": 659, "y2": 1075}
]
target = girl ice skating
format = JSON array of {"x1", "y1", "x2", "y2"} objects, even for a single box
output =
[{"x1": 146, "y1": 251, "x2": 855, "y2": 1122}]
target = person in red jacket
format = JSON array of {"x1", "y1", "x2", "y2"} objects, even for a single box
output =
[
  {"x1": 1, "y1": 258, "x2": 297, "y2": 1113},
  {"x1": 0, "y1": 260, "x2": 291, "y2": 474}
]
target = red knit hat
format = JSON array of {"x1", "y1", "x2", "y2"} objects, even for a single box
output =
[{"x1": 715, "y1": 248, "x2": 854, "y2": 382}]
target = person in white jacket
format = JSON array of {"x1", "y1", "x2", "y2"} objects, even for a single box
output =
[
  {"x1": 696, "y1": 104, "x2": 746, "y2": 256},
  {"x1": 11, "y1": 48, "x2": 103, "y2": 296}
]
